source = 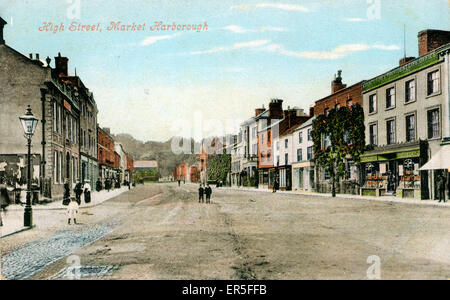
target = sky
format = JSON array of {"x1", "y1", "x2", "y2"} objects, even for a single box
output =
[{"x1": 1, "y1": 0, "x2": 449, "y2": 142}]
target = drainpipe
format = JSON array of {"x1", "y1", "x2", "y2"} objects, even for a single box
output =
[{"x1": 40, "y1": 88, "x2": 47, "y2": 194}]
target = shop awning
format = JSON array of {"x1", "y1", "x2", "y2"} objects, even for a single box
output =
[{"x1": 419, "y1": 145, "x2": 450, "y2": 171}]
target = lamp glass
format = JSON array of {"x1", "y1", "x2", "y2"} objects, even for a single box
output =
[{"x1": 19, "y1": 114, "x2": 38, "y2": 136}]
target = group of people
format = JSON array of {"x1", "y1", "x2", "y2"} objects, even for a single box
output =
[
  {"x1": 64, "y1": 179, "x2": 92, "y2": 225},
  {"x1": 198, "y1": 184, "x2": 212, "y2": 204}
]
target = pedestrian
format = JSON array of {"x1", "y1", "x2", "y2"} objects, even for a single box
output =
[
  {"x1": 83, "y1": 180, "x2": 91, "y2": 204},
  {"x1": 437, "y1": 174, "x2": 446, "y2": 203},
  {"x1": 74, "y1": 180, "x2": 83, "y2": 205},
  {"x1": 63, "y1": 179, "x2": 71, "y2": 206},
  {"x1": 0, "y1": 177, "x2": 11, "y2": 227},
  {"x1": 178, "y1": 179, "x2": 181, "y2": 187},
  {"x1": 205, "y1": 184, "x2": 212, "y2": 204},
  {"x1": 273, "y1": 178, "x2": 279, "y2": 193},
  {"x1": 198, "y1": 184, "x2": 204, "y2": 203},
  {"x1": 96, "y1": 178, "x2": 102, "y2": 192},
  {"x1": 67, "y1": 198, "x2": 79, "y2": 225}
]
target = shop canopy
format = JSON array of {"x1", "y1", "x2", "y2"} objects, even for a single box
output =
[{"x1": 419, "y1": 145, "x2": 450, "y2": 171}]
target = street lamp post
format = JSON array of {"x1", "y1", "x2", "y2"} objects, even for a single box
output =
[{"x1": 19, "y1": 105, "x2": 38, "y2": 227}]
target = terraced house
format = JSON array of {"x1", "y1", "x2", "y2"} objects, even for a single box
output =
[{"x1": 361, "y1": 29, "x2": 450, "y2": 200}]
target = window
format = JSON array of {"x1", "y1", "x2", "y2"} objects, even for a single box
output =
[
  {"x1": 285, "y1": 153, "x2": 288, "y2": 165},
  {"x1": 297, "y1": 149, "x2": 302, "y2": 162},
  {"x1": 307, "y1": 129, "x2": 312, "y2": 141},
  {"x1": 369, "y1": 124, "x2": 377, "y2": 145},
  {"x1": 252, "y1": 127, "x2": 257, "y2": 139},
  {"x1": 267, "y1": 131, "x2": 271, "y2": 145},
  {"x1": 405, "y1": 80, "x2": 415, "y2": 103},
  {"x1": 406, "y1": 114, "x2": 415, "y2": 142},
  {"x1": 307, "y1": 146, "x2": 313, "y2": 160},
  {"x1": 58, "y1": 105, "x2": 62, "y2": 134},
  {"x1": 369, "y1": 94, "x2": 377, "y2": 114},
  {"x1": 323, "y1": 133, "x2": 331, "y2": 148},
  {"x1": 285, "y1": 139, "x2": 288, "y2": 149},
  {"x1": 276, "y1": 141, "x2": 279, "y2": 151},
  {"x1": 323, "y1": 108, "x2": 328, "y2": 116},
  {"x1": 252, "y1": 144, "x2": 257, "y2": 156},
  {"x1": 299, "y1": 131, "x2": 303, "y2": 144},
  {"x1": 53, "y1": 102, "x2": 57, "y2": 132},
  {"x1": 59, "y1": 151, "x2": 63, "y2": 183},
  {"x1": 428, "y1": 70, "x2": 440, "y2": 95},
  {"x1": 276, "y1": 156, "x2": 279, "y2": 166},
  {"x1": 427, "y1": 108, "x2": 440, "y2": 139},
  {"x1": 347, "y1": 99, "x2": 353, "y2": 107},
  {"x1": 54, "y1": 151, "x2": 58, "y2": 184},
  {"x1": 386, "y1": 87, "x2": 395, "y2": 109},
  {"x1": 386, "y1": 119, "x2": 395, "y2": 145}
]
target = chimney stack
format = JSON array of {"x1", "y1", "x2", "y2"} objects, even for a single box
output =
[
  {"x1": 0, "y1": 17, "x2": 6, "y2": 45},
  {"x1": 399, "y1": 56, "x2": 415, "y2": 66},
  {"x1": 418, "y1": 29, "x2": 450, "y2": 56},
  {"x1": 331, "y1": 70, "x2": 347, "y2": 94},
  {"x1": 54, "y1": 52, "x2": 69, "y2": 77},
  {"x1": 268, "y1": 99, "x2": 284, "y2": 120}
]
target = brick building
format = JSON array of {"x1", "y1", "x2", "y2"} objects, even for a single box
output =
[
  {"x1": 313, "y1": 71, "x2": 365, "y2": 194},
  {"x1": 97, "y1": 127, "x2": 116, "y2": 183},
  {"x1": 257, "y1": 99, "x2": 284, "y2": 189}
]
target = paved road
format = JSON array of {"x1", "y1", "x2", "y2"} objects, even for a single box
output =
[{"x1": 1, "y1": 183, "x2": 449, "y2": 280}]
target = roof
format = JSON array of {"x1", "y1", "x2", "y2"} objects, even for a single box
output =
[
  {"x1": 315, "y1": 81, "x2": 365, "y2": 104},
  {"x1": 134, "y1": 160, "x2": 158, "y2": 168}
]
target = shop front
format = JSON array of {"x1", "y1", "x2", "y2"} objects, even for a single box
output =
[
  {"x1": 360, "y1": 141, "x2": 429, "y2": 199},
  {"x1": 292, "y1": 161, "x2": 315, "y2": 192},
  {"x1": 279, "y1": 165, "x2": 292, "y2": 191}
]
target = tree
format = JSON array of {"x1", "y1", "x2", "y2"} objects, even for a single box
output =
[
  {"x1": 206, "y1": 154, "x2": 231, "y2": 183},
  {"x1": 312, "y1": 104, "x2": 366, "y2": 197}
]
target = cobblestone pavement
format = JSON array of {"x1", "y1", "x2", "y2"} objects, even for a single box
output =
[{"x1": 1, "y1": 221, "x2": 120, "y2": 280}]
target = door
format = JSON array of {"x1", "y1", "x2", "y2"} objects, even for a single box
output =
[
  {"x1": 299, "y1": 168, "x2": 304, "y2": 189},
  {"x1": 387, "y1": 161, "x2": 398, "y2": 193}
]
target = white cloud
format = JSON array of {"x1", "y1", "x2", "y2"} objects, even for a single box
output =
[
  {"x1": 263, "y1": 43, "x2": 400, "y2": 60},
  {"x1": 344, "y1": 17, "x2": 366, "y2": 22},
  {"x1": 256, "y1": 3, "x2": 310, "y2": 12},
  {"x1": 189, "y1": 40, "x2": 270, "y2": 55},
  {"x1": 222, "y1": 25, "x2": 287, "y2": 34},
  {"x1": 222, "y1": 25, "x2": 252, "y2": 34},
  {"x1": 141, "y1": 34, "x2": 178, "y2": 46},
  {"x1": 231, "y1": 3, "x2": 310, "y2": 12}
]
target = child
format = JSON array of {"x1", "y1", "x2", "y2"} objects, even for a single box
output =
[{"x1": 67, "y1": 198, "x2": 79, "y2": 225}]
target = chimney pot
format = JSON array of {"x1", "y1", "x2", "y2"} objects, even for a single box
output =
[
  {"x1": 29, "y1": 53, "x2": 33, "y2": 59},
  {"x1": 35, "y1": 53, "x2": 39, "y2": 60}
]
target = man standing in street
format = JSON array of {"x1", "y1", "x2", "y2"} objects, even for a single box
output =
[
  {"x1": 437, "y1": 174, "x2": 446, "y2": 203},
  {"x1": 205, "y1": 184, "x2": 212, "y2": 204},
  {"x1": 198, "y1": 184, "x2": 204, "y2": 203},
  {"x1": 74, "y1": 180, "x2": 83, "y2": 205}
]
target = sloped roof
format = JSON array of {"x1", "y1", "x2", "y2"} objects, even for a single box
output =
[{"x1": 134, "y1": 160, "x2": 158, "y2": 168}]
